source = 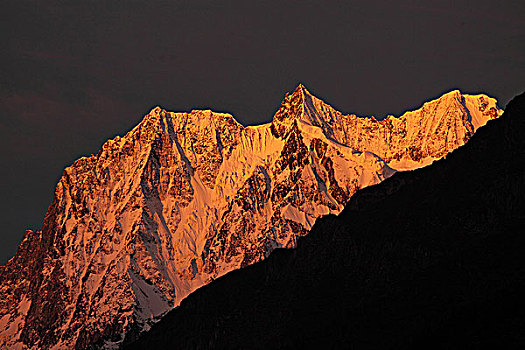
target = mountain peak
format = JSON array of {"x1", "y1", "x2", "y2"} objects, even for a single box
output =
[
  {"x1": 150, "y1": 105, "x2": 164, "y2": 114},
  {"x1": 138, "y1": 105, "x2": 168, "y2": 127},
  {"x1": 292, "y1": 83, "x2": 316, "y2": 100},
  {"x1": 0, "y1": 85, "x2": 504, "y2": 350},
  {"x1": 294, "y1": 83, "x2": 307, "y2": 94},
  {"x1": 269, "y1": 86, "x2": 306, "y2": 137}
]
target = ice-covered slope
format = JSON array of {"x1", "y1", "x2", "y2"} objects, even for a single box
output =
[{"x1": 0, "y1": 85, "x2": 501, "y2": 349}]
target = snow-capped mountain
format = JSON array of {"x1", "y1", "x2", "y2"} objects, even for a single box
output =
[
  {"x1": 0, "y1": 85, "x2": 501, "y2": 349},
  {"x1": 125, "y1": 91, "x2": 525, "y2": 350}
]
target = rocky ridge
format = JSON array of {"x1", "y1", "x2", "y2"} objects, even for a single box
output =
[
  {"x1": 0, "y1": 85, "x2": 501, "y2": 349},
  {"x1": 126, "y1": 91, "x2": 524, "y2": 350}
]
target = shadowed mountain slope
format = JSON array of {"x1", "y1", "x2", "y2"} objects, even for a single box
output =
[{"x1": 127, "y1": 91, "x2": 525, "y2": 349}]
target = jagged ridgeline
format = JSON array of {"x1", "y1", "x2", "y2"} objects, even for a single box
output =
[
  {"x1": 126, "y1": 91, "x2": 525, "y2": 350},
  {"x1": 0, "y1": 85, "x2": 501, "y2": 349}
]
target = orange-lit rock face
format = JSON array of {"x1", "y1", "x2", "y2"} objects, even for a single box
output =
[{"x1": 0, "y1": 85, "x2": 501, "y2": 349}]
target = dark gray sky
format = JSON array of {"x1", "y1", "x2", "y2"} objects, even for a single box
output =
[{"x1": 1, "y1": 0, "x2": 523, "y2": 264}]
